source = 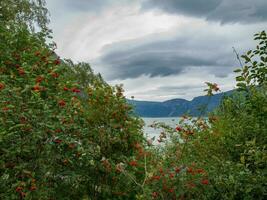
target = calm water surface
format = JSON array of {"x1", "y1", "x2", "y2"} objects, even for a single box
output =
[{"x1": 142, "y1": 117, "x2": 180, "y2": 139}]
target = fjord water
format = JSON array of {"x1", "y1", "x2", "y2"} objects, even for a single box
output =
[{"x1": 142, "y1": 117, "x2": 179, "y2": 139}]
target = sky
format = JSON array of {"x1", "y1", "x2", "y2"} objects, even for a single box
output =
[{"x1": 46, "y1": 0, "x2": 267, "y2": 101}]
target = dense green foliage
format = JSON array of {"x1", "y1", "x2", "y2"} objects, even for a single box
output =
[
  {"x1": 0, "y1": 1, "x2": 144, "y2": 199},
  {"x1": 0, "y1": 0, "x2": 266, "y2": 199},
  {"x1": 0, "y1": 0, "x2": 50, "y2": 33}
]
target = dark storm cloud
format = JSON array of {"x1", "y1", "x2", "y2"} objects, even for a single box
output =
[
  {"x1": 102, "y1": 51, "x2": 215, "y2": 79},
  {"x1": 143, "y1": 0, "x2": 221, "y2": 16},
  {"x1": 98, "y1": 34, "x2": 236, "y2": 80},
  {"x1": 142, "y1": 0, "x2": 267, "y2": 23}
]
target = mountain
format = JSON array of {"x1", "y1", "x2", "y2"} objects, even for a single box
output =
[{"x1": 127, "y1": 90, "x2": 234, "y2": 117}]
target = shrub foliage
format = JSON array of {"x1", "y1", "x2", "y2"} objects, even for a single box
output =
[{"x1": 0, "y1": 0, "x2": 266, "y2": 199}]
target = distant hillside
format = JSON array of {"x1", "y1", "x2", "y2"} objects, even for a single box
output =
[{"x1": 128, "y1": 90, "x2": 234, "y2": 117}]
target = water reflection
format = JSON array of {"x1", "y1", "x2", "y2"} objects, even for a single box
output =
[{"x1": 142, "y1": 117, "x2": 179, "y2": 145}]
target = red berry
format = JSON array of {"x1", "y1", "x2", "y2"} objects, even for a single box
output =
[
  {"x1": 196, "y1": 169, "x2": 205, "y2": 174},
  {"x1": 55, "y1": 129, "x2": 62, "y2": 133},
  {"x1": 187, "y1": 167, "x2": 194, "y2": 174},
  {"x1": 15, "y1": 186, "x2": 23, "y2": 192},
  {"x1": 175, "y1": 126, "x2": 182, "y2": 131},
  {"x1": 116, "y1": 163, "x2": 124, "y2": 173},
  {"x1": 201, "y1": 179, "x2": 209, "y2": 185},
  {"x1": 15, "y1": 64, "x2": 20, "y2": 68},
  {"x1": 186, "y1": 130, "x2": 194, "y2": 135},
  {"x1": 32, "y1": 85, "x2": 41, "y2": 92},
  {"x1": 35, "y1": 76, "x2": 44, "y2": 83},
  {"x1": 168, "y1": 188, "x2": 174, "y2": 193},
  {"x1": 63, "y1": 159, "x2": 68, "y2": 165},
  {"x1": 54, "y1": 139, "x2": 62, "y2": 144},
  {"x1": 30, "y1": 185, "x2": 37, "y2": 191},
  {"x1": 152, "y1": 192, "x2": 158, "y2": 198},
  {"x1": 51, "y1": 72, "x2": 59, "y2": 78},
  {"x1": 175, "y1": 167, "x2": 180, "y2": 173},
  {"x1": 20, "y1": 117, "x2": 27, "y2": 124},
  {"x1": 186, "y1": 182, "x2": 196, "y2": 189},
  {"x1": 68, "y1": 143, "x2": 75, "y2": 149},
  {"x1": 18, "y1": 67, "x2": 25, "y2": 75},
  {"x1": 72, "y1": 88, "x2": 81, "y2": 93},
  {"x1": 0, "y1": 83, "x2": 5, "y2": 90},
  {"x1": 54, "y1": 59, "x2": 61, "y2": 65},
  {"x1": 129, "y1": 160, "x2": 138, "y2": 167},
  {"x1": 58, "y1": 100, "x2": 66, "y2": 107},
  {"x1": 134, "y1": 143, "x2": 141, "y2": 149},
  {"x1": 41, "y1": 56, "x2": 47, "y2": 62},
  {"x1": 2, "y1": 107, "x2": 9, "y2": 111},
  {"x1": 151, "y1": 175, "x2": 160, "y2": 181}
]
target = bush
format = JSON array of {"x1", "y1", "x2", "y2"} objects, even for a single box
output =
[
  {"x1": 0, "y1": 7, "x2": 144, "y2": 200},
  {"x1": 123, "y1": 31, "x2": 267, "y2": 199}
]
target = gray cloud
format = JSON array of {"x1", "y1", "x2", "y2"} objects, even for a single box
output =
[
  {"x1": 101, "y1": 50, "x2": 217, "y2": 79},
  {"x1": 142, "y1": 0, "x2": 267, "y2": 23},
  {"x1": 46, "y1": 0, "x2": 267, "y2": 100},
  {"x1": 97, "y1": 31, "x2": 239, "y2": 80},
  {"x1": 143, "y1": 0, "x2": 221, "y2": 16}
]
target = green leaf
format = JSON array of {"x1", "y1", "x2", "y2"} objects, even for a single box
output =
[
  {"x1": 241, "y1": 55, "x2": 251, "y2": 63},
  {"x1": 236, "y1": 76, "x2": 245, "y2": 81},
  {"x1": 240, "y1": 156, "x2": 245, "y2": 164},
  {"x1": 236, "y1": 83, "x2": 246, "y2": 88},
  {"x1": 8, "y1": 124, "x2": 27, "y2": 131},
  {"x1": 233, "y1": 69, "x2": 242, "y2": 73}
]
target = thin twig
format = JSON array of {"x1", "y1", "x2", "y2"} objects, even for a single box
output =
[
  {"x1": 142, "y1": 152, "x2": 147, "y2": 187},
  {"x1": 232, "y1": 47, "x2": 243, "y2": 69},
  {"x1": 122, "y1": 170, "x2": 143, "y2": 189}
]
